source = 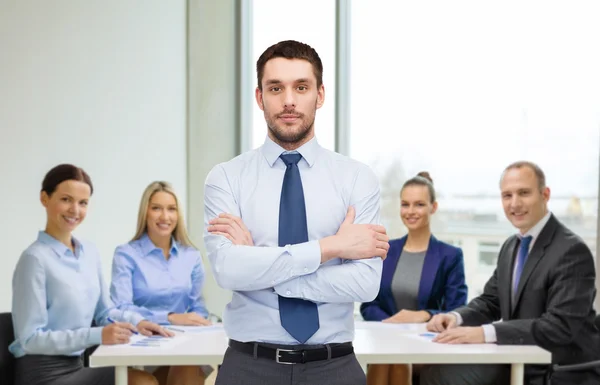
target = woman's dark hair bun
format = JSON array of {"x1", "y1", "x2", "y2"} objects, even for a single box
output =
[{"x1": 417, "y1": 171, "x2": 433, "y2": 184}]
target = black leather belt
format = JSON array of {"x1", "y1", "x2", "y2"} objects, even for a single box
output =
[{"x1": 228, "y1": 339, "x2": 354, "y2": 364}]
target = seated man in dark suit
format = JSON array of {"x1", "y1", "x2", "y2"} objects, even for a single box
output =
[{"x1": 421, "y1": 161, "x2": 600, "y2": 385}]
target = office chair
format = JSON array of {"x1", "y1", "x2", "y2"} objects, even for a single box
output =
[
  {"x1": 544, "y1": 315, "x2": 600, "y2": 385},
  {"x1": 0, "y1": 312, "x2": 15, "y2": 385}
]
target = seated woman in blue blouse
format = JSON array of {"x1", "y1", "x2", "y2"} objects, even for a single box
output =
[
  {"x1": 361, "y1": 172, "x2": 468, "y2": 385},
  {"x1": 110, "y1": 181, "x2": 211, "y2": 385},
  {"x1": 10, "y1": 164, "x2": 169, "y2": 385}
]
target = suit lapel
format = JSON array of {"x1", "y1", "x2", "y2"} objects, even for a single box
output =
[
  {"x1": 417, "y1": 235, "x2": 442, "y2": 309},
  {"x1": 511, "y1": 215, "x2": 558, "y2": 315},
  {"x1": 500, "y1": 236, "x2": 518, "y2": 318}
]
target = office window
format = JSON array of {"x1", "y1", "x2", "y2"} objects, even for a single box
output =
[
  {"x1": 250, "y1": 0, "x2": 336, "y2": 151},
  {"x1": 440, "y1": 239, "x2": 463, "y2": 248},
  {"x1": 479, "y1": 241, "x2": 501, "y2": 268},
  {"x1": 350, "y1": 2, "x2": 600, "y2": 296}
]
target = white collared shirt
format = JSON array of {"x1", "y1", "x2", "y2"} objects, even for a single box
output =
[{"x1": 203, "y1": 136, "x2": 383, "y2": 344}]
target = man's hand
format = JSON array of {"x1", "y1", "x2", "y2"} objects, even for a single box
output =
[
  {"x1": 101, "y1": 322, "x2": 135, "y2": 345},
  {"x1": 136, "y1": 320, "x2": 174, "y2": 337},
  {"x1": 320, "y1": 206, "x2": 390, "y2": 263},
  {"x1": 207, "y1": 213, "x2": 254, "y2": 246},
  {"x1": 168, "y1": 313, "x2": 212, "y2": 326},
  {"x1": 432, "y1": 326, "x2": 485, "y2": 344},
  {"x1": 383, "y1": 309, "x2": 431, "y2": 324},
  {"x1": 427, "y1": 313, "x2": 458, "y2": 332}
]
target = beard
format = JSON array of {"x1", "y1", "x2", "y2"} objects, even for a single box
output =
[{"x1": 264, "y1": 104, "x2": 317, "y2": 146}]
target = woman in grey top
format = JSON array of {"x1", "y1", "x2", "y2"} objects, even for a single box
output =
[{"x1": 361, "y1": 172, "x2": 468, "y2": 385}]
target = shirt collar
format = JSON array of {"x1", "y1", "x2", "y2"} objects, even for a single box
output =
[
  {"x1": 140, "y1": 232, "x2": 179, "y2": 257},
  {"x1": 518, "y1": 211, "x2": 552, "y2": 245},
  {"x1": 260, "y1": 135, "x2": 319, "y2": 168},
  {"x1": 37, "y1": 231, "x2": 84, "y2": 258}
]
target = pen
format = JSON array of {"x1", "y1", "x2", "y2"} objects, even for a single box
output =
[
  {"x1": 166, "y1": 326, "x2": 185, "y2": 333},
  {"x1": 107, "y1": 317, "x2": 139, "y2": 334}
]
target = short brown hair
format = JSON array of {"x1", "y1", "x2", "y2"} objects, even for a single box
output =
[
  {"x1": 41, "y1": 164, "x2": 93, "y2": 196},
  {"x1": 256, "y1": 40, "x2": 323, "y2": 91},
  {"x1": 401, "y1": 171, "x2": 436, "y2": 203},
  {"x1": 501, "y1": 161, "x2": 546, "y2": 191}
]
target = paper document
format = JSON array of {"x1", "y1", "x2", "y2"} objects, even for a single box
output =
[
  {"x1": 405, "y1": 332, "x2": 439, "y2": 342},
  {"x1": 165, "y1": 324, "x2": 224, "y2": 334},
  {"x1": 107, "y1": 334, "x2": 187, "y2": 349}
]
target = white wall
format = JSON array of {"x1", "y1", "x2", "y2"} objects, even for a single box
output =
[{"x1": 0, "y1": 1, "x2": 187, "y2": 311}]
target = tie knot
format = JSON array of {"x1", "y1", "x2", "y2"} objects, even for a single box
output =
[
  {"x1": 521, "y1": 235, "x2": 533, "y2": 248},
  {"x1": 280, "y1": 153, "x2": 302, "y2": 166}
]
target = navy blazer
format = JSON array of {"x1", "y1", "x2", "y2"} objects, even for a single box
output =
[{"x1": 361, "y1": 235, "x2": 468, "y2": 321}]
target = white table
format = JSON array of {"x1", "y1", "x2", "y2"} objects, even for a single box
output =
[{"x1": 90, "y1": 322, "x2": 551, "y2": 385}]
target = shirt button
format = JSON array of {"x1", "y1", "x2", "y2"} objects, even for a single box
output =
[
  {"x1": 271, "y1": 280, "x2": 275, "y2": 284},
  {"x1": 303, "y1": 267, "x2": 308, "y2": 272},
  {"x1": 286, "y1": 290, "x2": 291, "y2": 295}
]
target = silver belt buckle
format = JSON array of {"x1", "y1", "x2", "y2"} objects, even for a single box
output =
[{"x1": 275, "y1": 348, "x2": 295, "y2": 364}]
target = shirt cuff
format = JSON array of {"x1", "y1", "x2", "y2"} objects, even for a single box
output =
[
  {"x1": 286, "y1": 240, "x2": 321, "y2": 276},
  {"x1": 88, "y1": 326, "x2": 103, "y2": 346},
  {"x1": 482, "y1": 324, "x2": 497, "y2": 343},
  {"x1": 149, "y1": 310, "x2": 170, "y2": 325},
  {"x1": 123, "y1": 310, "x2": 145, "y2": 326},
  {"x1": 450, "y1": 311, "x2": 463, "y2": 326}
]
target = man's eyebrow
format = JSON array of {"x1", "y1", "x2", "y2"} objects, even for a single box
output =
[{"x1": 264, "y1": 78, "x2": 313, "y2": 85}]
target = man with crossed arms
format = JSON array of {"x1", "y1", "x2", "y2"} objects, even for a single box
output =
[{"x1": 203, "y1": 40, "x2": 389, "y2": 385}]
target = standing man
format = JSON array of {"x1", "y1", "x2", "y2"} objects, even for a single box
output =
[
  {"x1": 422, "y1": 161, "x2": 600, "y2": 385},
  {"x1": 204, "y1": 40, "x2": 389, "y2": 385}
]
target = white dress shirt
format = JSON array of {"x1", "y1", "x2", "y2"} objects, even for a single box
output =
[{"x1": 203, "y1": 136, "x2": 383, "y2": 344}]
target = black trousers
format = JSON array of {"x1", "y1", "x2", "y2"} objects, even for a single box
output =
[
  {"x1": 216, "y1": 344, "x2": 366, "y2": 385},
  {"x1": 15, "y1": 354, "x2": 114, "y2": 385}
]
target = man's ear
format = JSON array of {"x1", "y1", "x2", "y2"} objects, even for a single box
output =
[
  {"x1": 255, "y1": 87, "x2": 265, "y2": 111},
  {"x1": 316, "y1": 84, "x2": 325, "y2": 109},
  {"x1": 40, "y1": 191, "x2": 49, "y2": 208},
  {"x1": 542, "y1": 187, "x2": 551, "y2": 202}
]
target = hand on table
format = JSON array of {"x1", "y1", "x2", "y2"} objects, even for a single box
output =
[
  {"x1": 136, "y1": 320, "x2": 174, "y2": 337},
  {"x1": 427, "y1": 313, "x2": 458, "y2": 332},
  {"x1": 432, "y1": 326, "x2": 485, "y2": 344},
  {"x1": 168, "y1": 313, "x2": 212, "y2": 326},
  {"x1": 382, "y1": 309, "x2": 431, "y2": 323}
]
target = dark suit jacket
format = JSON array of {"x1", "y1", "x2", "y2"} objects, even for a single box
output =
[
  {"x1": 360, "y1": 235, "x2": 468, "y2": 321},
  {"x1": 455, "y1": 214, "x2": 600, "y2": 384}
]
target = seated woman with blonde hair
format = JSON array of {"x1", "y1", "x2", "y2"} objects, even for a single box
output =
[
  {"x1": 110, "y1": 181, "x2": 212, "y2": 385},
  {"x1": 361, "y1": 172, "x2": 468, "y2": 385}
]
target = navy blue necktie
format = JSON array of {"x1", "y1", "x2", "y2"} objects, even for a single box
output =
[
  {"x1": 513, "y1": 235, "x2": 533, "y2": 296},
  {"x1": 278, "y1": 153, "x2": 320, "y2": 343}
]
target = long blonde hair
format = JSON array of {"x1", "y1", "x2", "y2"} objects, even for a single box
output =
[{"x1": 131, "y1": 181, "x2": 195, "y2": 248}]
